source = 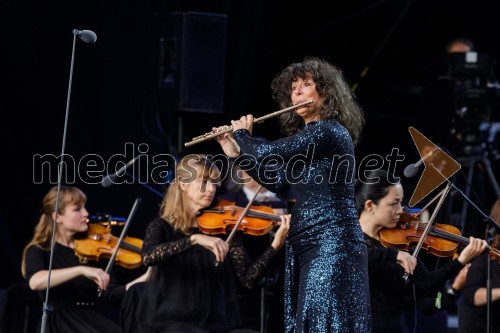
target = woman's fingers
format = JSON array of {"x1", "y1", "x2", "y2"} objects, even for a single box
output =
[
  {"x1": 212, "y1": 126, "x2": 232, "y2": 140},
  {"x1": 212, "y1": 238, "x2": 229, "y2": 262},
  {"x1": 458, "y1": 237, "x2": 489, "y2": 265},
  {"x1": 85, "y1": 267, "x2": 110, "y2": 290},
  {"x1": 230, "y1": 115, "x2": 254, "y2": 133},
  {"x1": 271, "y1": 214, "x2": 291, "y2": 249},
  {"x1": 211, "y1": 126, "x2": 241, "y2": 157},
  {"x1": 196, "y1": 234, "x2": 229, "y2": 263},
  {"x1": 397, "y1": 251, "x2": 417, "y2": 275}
]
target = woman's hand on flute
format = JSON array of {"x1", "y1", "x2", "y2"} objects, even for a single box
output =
[
  {"x1": 213, "y1": 125, "x2": 241, "y2": 158},
  {"x1": 230, "y1": 115, "x2": 254, "y2": 133},
  {"x1": 213, "y1": 115, "x2": 254, "y2": 158}
]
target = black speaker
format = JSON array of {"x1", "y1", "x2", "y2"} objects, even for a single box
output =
[{"x1": 154, "y1": 11, "x2": 227, "y2": 114}]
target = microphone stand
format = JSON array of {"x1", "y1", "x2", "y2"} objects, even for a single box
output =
[
  {"x1": 486, "y1": 225, "x2": 493, "y2": 333},
  {"x1": 427, "y1": 164, "x2": 499, "y2": 333},
  {"x1": 40, "y1": 29, "x2": 94, "y2": 333},
  {"x1": 445, "y1": 182, "x2": 500, "y2": 235}
]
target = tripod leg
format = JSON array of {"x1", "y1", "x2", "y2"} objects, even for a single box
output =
[
  {"x1": 481, "y1": 156, "x2": 500, "y2": 198},
  {"x1": 458, "y1": 157, "x2": 477, "y2": 232}
]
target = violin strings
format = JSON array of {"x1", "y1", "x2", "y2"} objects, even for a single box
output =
[
  {"x1": 406, "y1": 222, "x2": 499, "y2": 256},
  {"x1": 409, "y1": 222, "x2": 469, "y2": 245},
  {"x1": 225, "y1": 207, "x2": 281, "y2": 221},
  {"x1": 89, "y1": 232, "x2": 141, "y2": 253}
]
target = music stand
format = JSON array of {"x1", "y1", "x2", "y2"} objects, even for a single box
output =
[{"x1": 407, "y1": 126, "x2": 500, "y2": 333}]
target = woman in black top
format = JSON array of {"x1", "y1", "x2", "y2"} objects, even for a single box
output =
[
  {"x1": 133, "y1": 154, "x2": 290, "y2": 333},
  {"x1": 355, "y1": 169, "x2": 488, "y2": 333},
  {"x1": 21, "y1": 186, "x2": 147, "y2": 333},
  {"x1": 459, "y1": 234, "x2": 500, "y2": 333}
]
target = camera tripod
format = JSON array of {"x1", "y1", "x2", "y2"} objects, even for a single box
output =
[{"x1": 445, "y1": 152, "x2": 500, "y2": 236}]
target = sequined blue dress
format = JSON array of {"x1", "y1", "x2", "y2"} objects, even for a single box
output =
[{"x1": 233, "y1": 120, "x2": 371, "y2": 333}]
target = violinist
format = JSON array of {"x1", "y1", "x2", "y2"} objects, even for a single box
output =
[
  {"x1": 130, "y1": 154, "x2": 290, "y2": 333},
  {"x1": 21, "y1": 185, "x2": 148, "y2": 333},
  {"x1": 355, "y1": 169, "x2": 488, "y2": 333}
]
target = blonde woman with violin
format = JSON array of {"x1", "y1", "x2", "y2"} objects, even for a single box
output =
[
  {"x1": 355, "y1": 169, "x2": 488, "y2": 333},
  {"x1": 131, "y1": 154, "x2": 290, "y2": 333},
  {"x1": 21, "y1": 185, "x2": 148, "y2": 333}
]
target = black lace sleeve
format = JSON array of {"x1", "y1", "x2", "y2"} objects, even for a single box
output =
[
  {"x1": 229, "y1": 233, "x2": 277, "y2": 289},
  {"x1": 142, "y1": 217, "x2": 193, "y2": 266}
]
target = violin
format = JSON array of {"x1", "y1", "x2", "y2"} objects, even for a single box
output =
[
  {"x1": 74, "y1": 223, "x2": 143, "y2": 269},
  {"x1": 379, "y1": 212, "x2": 500, "y2": 260},
  {"x1": 196, "y1": 199, "x2": 282, "y2": 236}
]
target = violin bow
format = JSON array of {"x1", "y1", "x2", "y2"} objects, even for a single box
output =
[
  {"x1": 97, "y1": 197, "x2": 142, "y2": 297},
  {"x1": 225, "y1": 185, "x2": 263, "y2": 245},
  {"x1": 213, "y1": 185, "x2": 262, "y2": 267},
  {"x1": 403, "y1": 183, "x2": 452, "y2": 281}
]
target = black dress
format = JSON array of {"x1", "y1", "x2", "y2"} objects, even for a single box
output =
[
  {"x1": 24, "y1": 243, "x2": 124, "y2": 333},
  {"x1": 132, "y1": 217, "x2": 277, "y2": 333}
]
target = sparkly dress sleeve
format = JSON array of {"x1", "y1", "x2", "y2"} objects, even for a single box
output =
[{"x1": 232, "y1": 122, "x2": 355, "y2": 193}]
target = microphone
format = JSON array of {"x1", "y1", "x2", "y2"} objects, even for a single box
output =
[
  {"x1": 72, "y1": 29, "x2": 97, "y2": 44},
  {"x1": 403, "y1": 147, "x2": 438, "y2": 178},
  {"x1": 403, "y1": 163, "x2": 421, "y2": 178},
  {"x1": 102, "y1": 156, "x2": 140, "y2": 187},
  {"x1": 41, "y1": 28, "x2": 98, "y2": 333}
]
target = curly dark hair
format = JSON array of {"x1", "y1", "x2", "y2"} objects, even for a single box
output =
[{"x1": 271, "y1": 56, "x2": 365, "y2": 145}]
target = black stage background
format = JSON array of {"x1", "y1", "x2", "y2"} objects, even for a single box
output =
[{"x1": 1, "y1": 0, "x2": 499, "y2": 292}]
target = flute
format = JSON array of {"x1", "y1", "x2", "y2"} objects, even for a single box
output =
[{"x1": 184, "y1": 99, "x2": 313, "y2": 147}]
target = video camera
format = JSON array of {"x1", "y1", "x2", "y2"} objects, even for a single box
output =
[{"x1": 446, "y1": 52, "x2": 499, "y2": 158}]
